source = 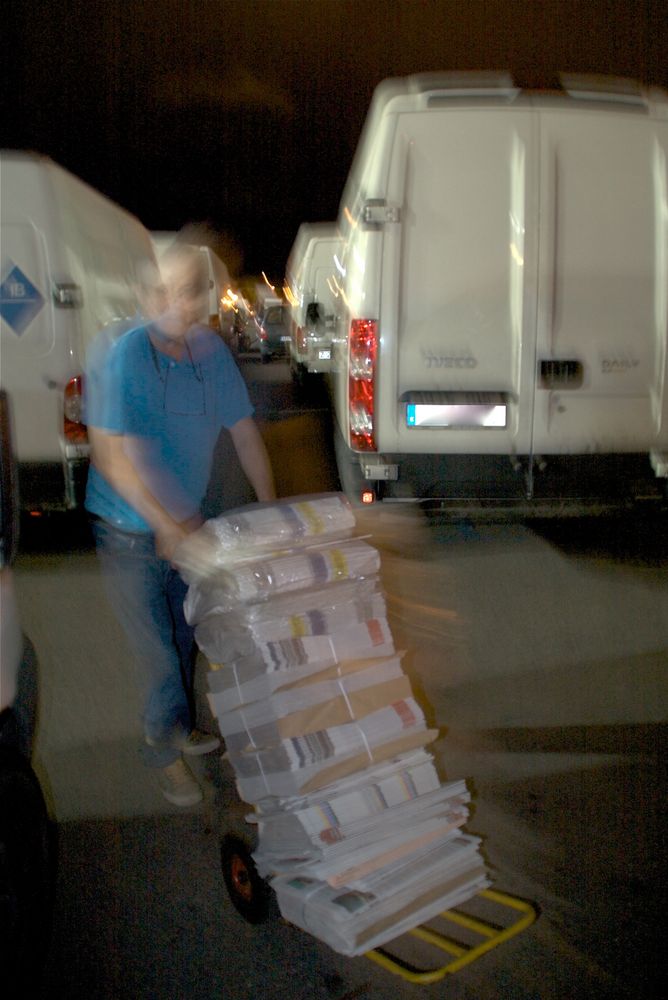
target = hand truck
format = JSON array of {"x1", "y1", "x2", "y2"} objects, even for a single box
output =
[{"x1": 220, "y1": 832, "x2": 537, "y2": 985}]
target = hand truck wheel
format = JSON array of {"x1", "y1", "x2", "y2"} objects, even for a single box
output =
[{"x1": 220, "y1": 834, "x2": 272, "y2": 924}]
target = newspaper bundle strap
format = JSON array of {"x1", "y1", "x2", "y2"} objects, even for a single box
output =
[{"x1": 178, "y1": 493, "x2": 489, "y2": 956}]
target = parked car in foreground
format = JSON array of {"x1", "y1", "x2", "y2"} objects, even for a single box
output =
[{"x1": 0, "y1": 389, "x2": 54, "y2": 994}]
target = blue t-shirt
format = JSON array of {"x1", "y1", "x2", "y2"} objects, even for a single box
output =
[{"x1": 84, "y1": 323, "x2": 253, "y2": 531}]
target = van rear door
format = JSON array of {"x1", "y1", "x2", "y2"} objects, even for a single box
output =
[
  {"x1": 378, "y1": 106, "x2": 539, "y2": 457},
  {"x1": 532, "y1": 106, "x2": 668, "y2": 460}
]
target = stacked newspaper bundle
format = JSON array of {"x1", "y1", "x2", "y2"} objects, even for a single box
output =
[{"x1": 179, "y1": 493, "x2": 489, "y2": 956}]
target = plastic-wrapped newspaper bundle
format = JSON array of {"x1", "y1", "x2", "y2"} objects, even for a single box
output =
[
  {"x1": 271, "y1": 834, "x2": 489, "y2": 957},
  {"x1": 177, "y1": 492, "x2": 489, "y2": 956},
  {"x1": 177, "y1": 492, "x2": 356, "y2": 585}
]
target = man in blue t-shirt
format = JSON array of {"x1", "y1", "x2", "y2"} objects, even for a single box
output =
[{"x1": 85, "y1": 245, "x2": 275, "y2": 806}]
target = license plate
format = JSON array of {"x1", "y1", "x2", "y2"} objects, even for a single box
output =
[
  {"x1": 280, "y1": 335, "x2": 291, "y2": 342},
  {"x1": 406, "y1": 403, "x2": 507, "y2": 428},
  {"x1": 318, "y1": 349, "x2": 331, "y2": 360}
]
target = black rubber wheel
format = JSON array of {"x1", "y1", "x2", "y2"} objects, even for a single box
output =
[{"x1": 220, "y1": 834, "x2": 272, "y2": 924}]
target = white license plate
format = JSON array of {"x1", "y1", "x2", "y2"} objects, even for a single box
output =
[
  {"x1": 318, "y1": 349, "x2": 331, "y2": 360},
  {"x1": 280, "y1": 335, "x2": 291, "y2": 342},
  {"x1": 406, "y1": 403, "x2": 507, "y2": 428}
]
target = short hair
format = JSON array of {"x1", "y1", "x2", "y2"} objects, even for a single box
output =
[{"x1": 159, "y1": 242, "x2": 208, "y2": 286}]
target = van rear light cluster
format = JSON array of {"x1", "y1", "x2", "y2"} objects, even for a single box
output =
[
  {"x1": 348, "y1": 318, "x2": 377, "y2": 451},
  {"x1": 63, "y1": 375, "x2": 88, "y2": 444},
  {"x1": 296, "y1": 325, "x2": 308, "y2": 353}
]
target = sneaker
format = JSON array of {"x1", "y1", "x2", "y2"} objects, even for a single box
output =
[
  {"x1": 175, "y1": 729, "x2": 221, "y2": 756},
  {"x1": 159, "y1": 759, "x2": 203, "y2": 807}
]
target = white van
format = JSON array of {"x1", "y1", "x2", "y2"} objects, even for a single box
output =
[
  {"x1": 0, "y1": 151, "x2": 156, "y2": 511},
  {"x1": 284, "y1": 223, "x2": 341, "y2": 382},
  {"x1": 330, "y1": 73, "x2": 668, "y2": 510}
]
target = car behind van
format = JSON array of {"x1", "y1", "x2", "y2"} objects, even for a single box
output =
[
  {"x1": 250, "y1": 283, "x2": 290, "y2": 362},
  {"x1": 0, "y1": 151, "x2": 156, "y2": 512},
  {"x1": 284, "y1": 222, "x2": 341, "y2": 385},
  {"x1": 330, "y1": 73, "x2": 668, "y2": 511}
]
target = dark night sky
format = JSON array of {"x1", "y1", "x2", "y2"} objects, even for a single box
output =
[{"x1": 2, "y1": 0, "x2": 667, "y2": 278}]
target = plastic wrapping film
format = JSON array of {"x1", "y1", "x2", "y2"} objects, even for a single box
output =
[
  {"x1": 270, "y1": 833, "x2": 490, "y2": 956},
  {"x1": 175, "y1": 492, "x2": 356, "y2": 585},
  {"x1": 184, "y1": 538, "x2": 381, "y2": 617},
  {"x1": 191, "y1": 576, "x2": 387, "y2": 654}
]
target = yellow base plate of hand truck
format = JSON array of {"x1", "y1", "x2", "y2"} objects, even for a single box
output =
[{"x1": 364, "y1": 888, "x2": 537, "y2": 985}]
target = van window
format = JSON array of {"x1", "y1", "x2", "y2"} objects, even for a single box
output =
[{"x1": 264, "y1": 306, "x2": 285, "y2": 324}]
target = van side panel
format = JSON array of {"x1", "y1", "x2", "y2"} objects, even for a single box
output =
[
  {"x1": 1, "y1": 161, "x2": 73, "y2": 465},
  {"x1": 1, "y1": 153, "x2": 156, "y2": 508}
]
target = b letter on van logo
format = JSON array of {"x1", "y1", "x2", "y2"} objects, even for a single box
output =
[
  {"x1": 0, "y1": 261, "x2": 45, "y2": 336},
  {"x1": 422, "y1": 349, "x2": 478, "y2": 369}
]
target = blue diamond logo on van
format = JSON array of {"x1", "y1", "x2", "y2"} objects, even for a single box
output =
[{"x1": 0, "y1": 262, "x2": 45, "y2": 335}]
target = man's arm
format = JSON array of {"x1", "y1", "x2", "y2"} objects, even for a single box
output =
[
  {"x1": 88, "y1": 426, "x2": 193, "y2": 559},
  {"x1": 228, "y1": 416, "x2": 276, "y2": 502}
]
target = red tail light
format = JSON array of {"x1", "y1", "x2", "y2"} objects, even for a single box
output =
[
  {"x1": 348, "y1": 318, "x2": 377, "y2": 451},
  {"x1": 64, "y1": 375, "x2": 88, "y2": 444},
  {"x1": 296, "y1": 325, "x2": 308, "y2": 353}
]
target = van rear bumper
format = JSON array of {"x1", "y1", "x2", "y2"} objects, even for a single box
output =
[
  {"x1": 18, "y1": 458, "x2": 89, "y2": 511},
  {"x1": 354, "y1": 452, "x2": 667, "y2": 511}
]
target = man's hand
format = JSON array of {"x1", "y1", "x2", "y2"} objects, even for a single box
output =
[
  {"x1": 155, "y1": 521, "x2": 189, "y2": 563},
  {"x1": 156, "y1": 513, "x2": 204, "y2": 564}
]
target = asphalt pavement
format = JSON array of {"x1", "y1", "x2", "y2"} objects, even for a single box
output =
[{"x1": 14, "y1": 357, "x2": 667, "y2": 1000}]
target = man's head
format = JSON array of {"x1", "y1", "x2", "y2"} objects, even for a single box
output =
[{"x1": 156, "y1": 244, "x2": 209, "y2": 337}]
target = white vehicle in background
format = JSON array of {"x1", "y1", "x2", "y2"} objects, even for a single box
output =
[
  {"x1": 283, "y1": 222, "x2": 340, "y2": 386},
  {"x1": 330, "y1": 73, "x2": 668, "y2": 510},
  {"x1": 150, "y1": 231, "x2": 232, "y2": 339},
  {"x1": 0, "y1": 151, "x2": 156, "y2": 511}
]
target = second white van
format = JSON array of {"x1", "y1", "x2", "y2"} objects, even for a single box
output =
[{"x1": 284, "y1": 222, "x2": 341, "y2": 384}]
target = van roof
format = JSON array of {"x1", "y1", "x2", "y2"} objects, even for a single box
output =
[
  {"x1": 286, "y1": 222, "x2": 339, "y2": 278},
  {"x1": 340, "y1": 72, "x2": 668, "y2": 213}
]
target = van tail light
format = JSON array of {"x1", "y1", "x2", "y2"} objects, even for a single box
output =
[
  {"x1": 348, "y1": 318, "x2": 377, "y2": 451},
  {"x1": 63, "y1": 375, "x2": 88, "y2": 444},
  {"x1": 296, "y1": 325, "x2": 308, "y2": 353}
]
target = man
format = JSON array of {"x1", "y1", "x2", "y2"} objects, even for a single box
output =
[{"x1": 85, "y1": 244, "x2": 275, "y2": 806}]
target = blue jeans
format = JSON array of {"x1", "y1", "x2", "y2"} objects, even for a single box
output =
[{"x1": 91, "y1": 518, "x2": 196, "y2": 768}]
